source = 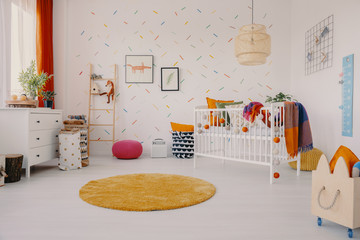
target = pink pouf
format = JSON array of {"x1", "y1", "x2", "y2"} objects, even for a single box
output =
[{"x1": 112, "y1": 140, "x2": 143, "y2": 159}]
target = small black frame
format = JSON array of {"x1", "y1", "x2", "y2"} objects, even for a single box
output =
[{"x1": 161, "y1": 67, "x2": 179, "y2": 91}]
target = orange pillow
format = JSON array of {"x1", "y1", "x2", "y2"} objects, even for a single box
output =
[
  {"x1": 206, "y1": 97, "x2": 234, "y2": 126},
  {"x1": 171, "y1": 122, "x2": 194, "y2": 132},
  {"x1": 329, "y1": 145, "x2": 360, "y2": 177}
]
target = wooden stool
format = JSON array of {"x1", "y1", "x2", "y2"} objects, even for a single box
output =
[
  {"x1": 5, "y1": 154, "x2": 23, "y2": 183},
  {"x1": 0, "y1": 154, "x2": 7, "y2": 186}
]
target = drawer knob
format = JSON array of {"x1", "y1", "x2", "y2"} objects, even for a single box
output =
[
  {"x1": 36, "y1": 120, "x2": 40, "y2": 123},
  {"x1": 56, "y1": 120, "x2": 59, "y2": 123},
  {"x1": 55, "y1": 150, "x2": 59, "y2": 153},
  {"x1": 36, "y1": 138, "x2": 40, "y2": 140},
  {"x1": 36, "y1": 154, "x2": 40, "y2": 157},
  {"x1": 55, "y1": 135, "x2": 58, "y2": 138}
]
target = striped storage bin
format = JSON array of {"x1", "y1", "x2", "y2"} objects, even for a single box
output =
[{"x1": 172, "y1": 131, "x2": 194, "y2": 159}]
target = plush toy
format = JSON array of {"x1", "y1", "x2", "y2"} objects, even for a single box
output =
[{"x1": 99, "y1": 80, "x2": 114, "y2": 104}]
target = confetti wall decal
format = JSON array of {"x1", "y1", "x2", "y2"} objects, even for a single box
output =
[{"x1": 66, "y1": 0, "x2": 289, "y2": 154}]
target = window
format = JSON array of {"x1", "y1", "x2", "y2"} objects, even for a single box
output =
[{"x1": 10, "y1": 0, "x2": 36, "y2": 95}]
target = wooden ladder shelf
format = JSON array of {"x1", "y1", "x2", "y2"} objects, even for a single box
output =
[{"x1": 88, "y1": 64, "x2": 117, "y2": 156}]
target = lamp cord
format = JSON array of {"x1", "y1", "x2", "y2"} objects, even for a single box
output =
[
  {"x1": 251, "y1": 0, "x2": 254, "y2": 42},
  {"x1": 252, "y1": 0, "x2": 254, "y2": 25}
]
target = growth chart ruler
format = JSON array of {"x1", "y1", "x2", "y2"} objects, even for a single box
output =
[{"x1": 340, "y1": 54, "x2": 354, "y2": 137}]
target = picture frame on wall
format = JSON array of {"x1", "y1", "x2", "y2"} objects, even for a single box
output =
[
  {"x1": 125, "y1": 55, "x2": 153, "y2": 83},
  {"x1": 161, "y1": 67, "x2": 179, "y2": 91}
]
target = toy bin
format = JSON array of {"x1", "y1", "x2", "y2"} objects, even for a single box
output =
[
  {"x1": 172, "y1": 131, "x2": 194, "y2": 159},
  {"x1": 58, "y1": 129, "x2": 82, "y2": 171},
  {"x1": 311, "y1": 155, "x2": 360, "y2": 238}
]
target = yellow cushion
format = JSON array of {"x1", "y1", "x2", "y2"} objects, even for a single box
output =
[
  {"x1": 206, "y1": 97, "x2": 234, "y2": 126},
  {"x1": 170, "y1": 122, "x2": 194, "y2": 132},
  {"x1": 288, "y1": 148, "x2": 323, "y2": 171},
  {"x1": 329, "y1": 145, "x2": 359, "y2": 177}
]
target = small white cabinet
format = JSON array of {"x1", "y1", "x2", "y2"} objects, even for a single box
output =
[{"x1": 0, "y1": 108, "x2": 63, "y2": 177}]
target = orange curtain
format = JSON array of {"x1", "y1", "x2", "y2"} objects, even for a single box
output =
[{"x1": 36, "y1": 0, "x2": 54, "y2": 108}]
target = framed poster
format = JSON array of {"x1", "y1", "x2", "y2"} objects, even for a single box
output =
[
  {"x1": 125, "y1": 55, "x2": 153, "y2": 83},
  {"x1": 161, "y1": 67, "x2": 179, "y2": 91}
]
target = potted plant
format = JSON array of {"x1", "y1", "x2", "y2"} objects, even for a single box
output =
[
  {"x1": 265, "y1": 92, "x2": 297, "y2": 103},
  {"x1": 40, "y1": 91, "x2": 56, "y2": 108},
  {"x1": 18, "y1": 60, "x2": 52, "y2": 101}
]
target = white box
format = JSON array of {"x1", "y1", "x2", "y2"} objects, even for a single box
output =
[
  {"x1": 151, "y1": 139, "x2": 167, "y2": 158},
  {"x1": 0, "y1": 154, "x2": 5, "y2": 187}
]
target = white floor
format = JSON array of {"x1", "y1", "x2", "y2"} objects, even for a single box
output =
[{"x1": 0, "y1": 155, "x2": 355, "y2": 240}]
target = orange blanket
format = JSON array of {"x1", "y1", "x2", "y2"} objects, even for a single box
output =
[{"x1": 284, "y1": 102, "x2": 313, "y2": 158}]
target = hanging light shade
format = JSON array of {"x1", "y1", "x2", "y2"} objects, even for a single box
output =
[{"x1": 235, "y1": 0, "x2": 271, "y2": 66}]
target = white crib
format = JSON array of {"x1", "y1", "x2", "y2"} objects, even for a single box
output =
[{"x1": 194, "y1": 102, "x2": 300, "y2": 184}]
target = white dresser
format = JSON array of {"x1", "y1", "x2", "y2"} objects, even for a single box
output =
[{"x1": 0, "y1": 108, "x2": 63, "y2": 177}]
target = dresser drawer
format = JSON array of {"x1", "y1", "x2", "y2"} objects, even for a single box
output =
[
  {"x1": 29, "y1": 129, "x2": 60, "y2": 148},
  {"x1": 29, "y1": 113, "x2": 62, "y2": 130},
  {"x1": 29, "y1": 144, "x2": 59, "y2": 166}
]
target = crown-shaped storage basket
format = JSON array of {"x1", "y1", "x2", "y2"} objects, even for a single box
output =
[{"x1": 312, "y1": 155, "x2": 360, "y2": 238}]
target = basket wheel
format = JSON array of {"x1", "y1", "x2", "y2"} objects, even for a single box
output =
[
  {"x1": 317, "y1": 217, "x2": 322, "y2": 226},
  {"x1": 348, "y1": 228, "x2": 353, "y2": 238}
]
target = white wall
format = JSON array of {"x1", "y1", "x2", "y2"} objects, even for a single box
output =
[
  {"x1": 290, "y1": 0, "x2": 360, "y2": 158},
  {"x1": 54, "y1": 0, "x2": 292, "y2": 155}
]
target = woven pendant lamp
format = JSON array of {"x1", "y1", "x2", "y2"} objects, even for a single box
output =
[{"x1": 235, "y1": 0, "x2": 271, "y2": 66}]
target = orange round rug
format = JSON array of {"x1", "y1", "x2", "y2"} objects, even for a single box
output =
[{"x1": 79, "y1": 173, "x2": 216, "y2": 211}]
